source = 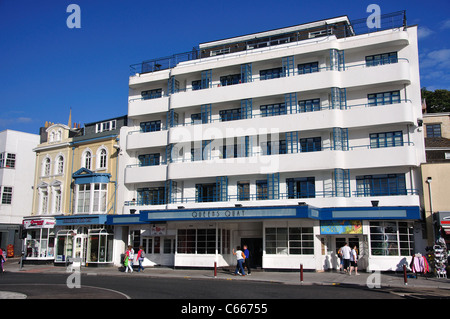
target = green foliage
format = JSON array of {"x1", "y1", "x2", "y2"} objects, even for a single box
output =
[{"x1": 421, "y1": 88, "x2": 450, "y2": 113}]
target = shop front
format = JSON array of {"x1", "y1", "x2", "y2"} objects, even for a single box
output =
[
  {"x1": 436, "y1": 211, "x2": 450, "y2": 248},
  {"x1": 108, "y1": 205, "x2": 423, "y2": 271},
  {"x1": 22, "y1": 217, "x2": 56, "y2": 263},
  {"x1": 54, "y1": 215, "x2": 113, "y2": 266}
]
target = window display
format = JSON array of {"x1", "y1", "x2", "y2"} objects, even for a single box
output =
[{"x1": 87, "y1": 229, "x2": 113, "y2": 263}]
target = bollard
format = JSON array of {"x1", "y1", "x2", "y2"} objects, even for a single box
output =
[
  {"x1": 214, "y1": 261, "x2": 217, "y2": 278},
  {"x1": 300, "y1": 264, "x2": 304, "y2": 283},
  {"x1": 403, "y1": 264, "x2": 408, "y2": 286}
]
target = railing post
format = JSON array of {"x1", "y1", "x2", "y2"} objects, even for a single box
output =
[
  {"x1": 214, "y1": 262, "x2": 217, "y2": 278},
  {"x1": 300, "y1": 264, "x2": 304, "y2": 283},
  {"x1": 403, "y1": 264, "x2": 408, "y2": 286}
]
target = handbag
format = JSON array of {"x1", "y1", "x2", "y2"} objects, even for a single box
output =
[{"x1": 124, "y1": 256, "x2": 129, "y2": 267}]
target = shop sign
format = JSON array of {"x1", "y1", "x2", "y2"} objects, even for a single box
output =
[
  {"x1": 320, "y1": 220, "x2": 362, "y2": 235},
  {"x1": 23, "y1": 219, "x2": 56, "y2": 229}
]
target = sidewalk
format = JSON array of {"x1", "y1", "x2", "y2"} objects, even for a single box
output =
[{"x1": 3, "y1": 258, "x2": 450, "y2": 291}]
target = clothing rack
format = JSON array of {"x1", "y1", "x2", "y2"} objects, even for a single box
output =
[{"x1": 410, "y1": 253, "x2": 430, "y2": 277}]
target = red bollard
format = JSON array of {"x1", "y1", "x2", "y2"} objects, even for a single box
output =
[
  {"x1": 300, "y1": 264, "x2": 304, "y2": 283},
  {"x1": 214, "y1": 261, "x2": 217, "y2": 278},
  {"x1": 403, "y1": 264, "x2": 408, "y2": 286}
]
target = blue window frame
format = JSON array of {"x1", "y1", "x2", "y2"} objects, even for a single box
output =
[
  {"x1": 298, "y1": 62, "x2": 319, "y2": 74},
  {"x1": 195, "y1": 183, "x2": 217, "y2": 202},
  {"x1": 370, "y1": 131, "x2": 403, "y2": 148},
  {"x1": 300, "y1": 137, "x2": 321, "y2": 152},
  {"x1": 140, "y1": 120, "x2": 161, "y2": 132},
  {"x1": 256, "y1": 180, "x2": 268, "y2": 200},
  {"x1": 286, "y1": 177, "x2": 315, "y2": 199},
  {"x1": 260, "y1": 103, "x2": 287, "y2": 117},
  {"x1": 365, "y1": 52, "x2": 398, "y2": 67},
  {"x1": 260, "y1": 67, "x2": 283, "y2": 80},
  {"x1": 368, "y1": 91, "x2": 400, "y2": 106},
  {"x1": 426, "y1": 124, "x2": 442, "y2": 138},
  {"x1": 141, "y1": 88, "x2": 162, "y2": 100},
  {"x1": 356, "y1": 174, "x2": 407, "y2": 197},
  {"x1": 219, "y1": 108, "x2": 241, "y2": 122},
  {"x1": 262, "y1": 140, "x2": 287, "y2": 155},
  {"x1": 237, "y1": 182, "x2": 250, "y2": 201},
  {"x1": 138, "y1": 153, "x2": 160, "y2": 167},
  {"x1": 137, "y1": 187, "x2": 165, "y2": 205},
  {"x1": 192, "y1": 80, "x2": 202, "y2": 91},
  {"x1": 220, "y1": 74, "x2": 241, "y2": 86},
  {"x1": 298, "y1": 99, "x2": 320, "y2": 112}
]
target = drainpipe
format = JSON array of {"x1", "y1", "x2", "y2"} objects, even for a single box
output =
[
  {"x1": 426, "y1": 177, "x2": 435, "y2": 241},
  {"x1": 69, "y1": 146, "x2": 75, "y2": 214}
]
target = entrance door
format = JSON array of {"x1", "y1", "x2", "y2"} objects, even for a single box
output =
[
  {"x1": 241, "y1": 238, "x2": 263, "y2": 269},
  {"x1": 74, "y1": 235, "x2": 87, "y2": 266}
]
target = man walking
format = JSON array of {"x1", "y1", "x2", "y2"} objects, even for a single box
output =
[
  {"x1": 243, "y1": 245, "x2": 251, "y2": 275},
  {"x1": 340, "y1": 242, "x2": 352, "y2": 274}
]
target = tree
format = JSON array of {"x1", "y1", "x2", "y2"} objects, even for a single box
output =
[{"x1": 421, "y1": 88, "x2": 450, "y2": 113}]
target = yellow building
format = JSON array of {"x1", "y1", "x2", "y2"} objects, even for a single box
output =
[
  {"x1": 24, "y1": 122, "x2": 81, "y2": 262},
  {"x1": 421, "y1": 112, "x2": 450, "y2": 246},
  {"x1": 53, "y1": 115, "x2": 127, "y2": 266}
]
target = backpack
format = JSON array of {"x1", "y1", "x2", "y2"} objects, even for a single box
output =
[{"x1": 140, "y1": 250, "x2": 146, "y2": 258}]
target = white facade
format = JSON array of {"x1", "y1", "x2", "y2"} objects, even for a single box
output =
[
  {"x1": 114, "y1": 13, "x2": 426, "y2": 271},
  {"x1": 0, "y1": 130, "x2": 40, "y2": 255}
]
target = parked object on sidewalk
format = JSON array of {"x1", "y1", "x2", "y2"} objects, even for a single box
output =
[{"x1": 432, "y1": 237, "x2": 448, "y2": 278}]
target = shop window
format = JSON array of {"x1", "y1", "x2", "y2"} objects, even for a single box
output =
[
  {"x1": 265, "y1": 227, "x2": 313, "y2": 255},
  {"x1": 26, "y1": 228, "x2": 55, "y2": 258},
  {"x1": 369, "y1": 221, "x2": 414, "y2": 256},
  {"x1": 177, "y1": 228, "x2": 230, "y2": 255},
  {"x1": 87, "y1": 229, "x2": 113, "y2": 263}
]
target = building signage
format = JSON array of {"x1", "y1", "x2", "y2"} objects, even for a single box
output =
[
  {"x1": 320, "y1": 220, "x2": 363, "y2": 235},
  {"x1": 23, "y1": 219, "x2": 56, "y2": 229},
  {"x1": 55, "y1": 215, "x2": 107, "y2": 226},
  {"x1": 141, "y1": 207, "x2": 300, "y2": 222}
]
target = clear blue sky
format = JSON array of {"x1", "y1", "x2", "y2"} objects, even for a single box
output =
[{"x1": 1, "y1": 0, "x2": 449, "y2": 134}]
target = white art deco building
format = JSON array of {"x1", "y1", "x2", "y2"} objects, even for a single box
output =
[{"x1": 111, "y1": 11, "x2": 426, "y2": 271}]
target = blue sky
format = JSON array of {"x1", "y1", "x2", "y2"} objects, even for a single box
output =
[{"x1": 1, "y1": 0, "x2": 449, "y2": 135}]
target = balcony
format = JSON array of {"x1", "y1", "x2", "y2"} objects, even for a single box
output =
[
  {"x1": 128, "y1": 96, "x2": 169, "y2": 118},
  {"x1": 124, "y1": 164, "x2": 167, "y2": 184},
  {"x1": 127, "y1": 130, "x2": 168, "y2": 151}
]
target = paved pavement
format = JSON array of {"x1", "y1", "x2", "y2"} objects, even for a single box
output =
[{"x1": 1, "y1": 257, "x2": 450, "y2": 298}]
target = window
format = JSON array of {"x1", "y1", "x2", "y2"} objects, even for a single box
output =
[
  {"x1": 261, "y1": 140, "x2": 287, "y2": 155},
  {"x1": 93, "y1": 183, "x2": 107, "y2": 212},
  {"x1": 54, "y1": 189, "x2": 62, "y2": 213},
  {"x1": 370, "y1": 131, "x2": 403, "y2": 148},
  {"x1": 196, "y1": 184, "x2": 217, "y2": 202},
  {"x1": 56, "y1": 156, "x2": 64, "y2": 175},
  {"x1": 44, "y1": 158, "x2": 51, "y2": 176},
  {"x1": 300, "y1": 137, "x2": 321, "y2": 152},
  {"x1": 3, "y1": 153, "x2": 16, "y2": 168},
  {"x1": 141, "y1": 88, "x2": 162, "y2": 100},
  {"x1": 99, "y1": 149, "x2": 107, "y2": 169},
  {"x1": 365, "y1": 52, "x2": 398, "y2": 67},
  {"x1": 138, "y1": 153, "x2": 160, "y2": 166},
  {"x1": 368, "y1": 91, "x2": 400, "y2": 106},
  {"x1": 298, "y1": 99, "x2": 320, "y2": 113},
  {"x1": 356, "y1": 174, "x2": 407, "y2": 197},
  {"x1": 260, "y1": 103, "x2": 287, "y2": 117},
  {"x1": 237, "y1": 181, "x2": 250, "y2": 201},
  {"x1": 219, "y1": 74, "x2": 241, "y2": 86},
  {"x1": 96, "y1": 120, "x2": 117, "y2": 133},
  {"x1": 260, "y1": 67, "x2": 283, "y2": 80},
  {"x1": 369, "y1": 221, "x2": 414, "y2": 256},
  {"x1": 137, "y1": 187, "x2": 165, "y2": 205},
  {"x1": 40, "y1": 187, "x2": 48, "y2": 214},
  {"x1": 192, "y1": 80, "x2": 202, "y2": 91},
  {"x1": 265, "y1": 227, "x2": 314, "y2": 255},
  {"x1": 256, "y1": 180, "x2": 268, "y2": 200},
  {"x1": 286, "y1": 177, "x2": 315, "y2": 199},
  {"x1": 298, "y1": 62, "x2": 319, "y2": 74},
  {"x1": 77, "y1": 184, "x2": 91, "y2": 213},
  {"x1": 140, "y1": 120, "x2": 161, "y2": 132},
  {"x1": 426, "y1": 124, "x2": 442, "y2": 138},
  {"x1": 177, "y1": 228, "x2": 229, "y2": 254},
  {"x1": 219, "y1": 108, "x2": 241, "y2": 122},
  {"x1": 1, "y1": 186, "x2": 13, "y2": 204},
  {"x1": 83, "y1": 151, "x2": 92, "y2": 170}
]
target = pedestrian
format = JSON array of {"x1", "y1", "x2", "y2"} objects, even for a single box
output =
[
  {"x1": 137, "y1": 245, "x2": 145, "y2": 272},
  {"x1": 124, "y1": 245, "x2": 134, "y2": 273},
  {"x1": 349, "y1": 245, "x2": 360, "y2": 275},
  {"x1": 232, "y1": 246, "x2": 246, "y2": 276},
  {"x1": 243, "y1": 245, "x2": 251, "y2": 275},
  {"x1": 340, "y1": 242, "x2": 352, "y2": 274},
  {"x1": 0, "y1": 248, "x2": 4, "y2": 273},
  {"x1": 337, "y1": 247, "x2": 343, "y2": 272}
]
